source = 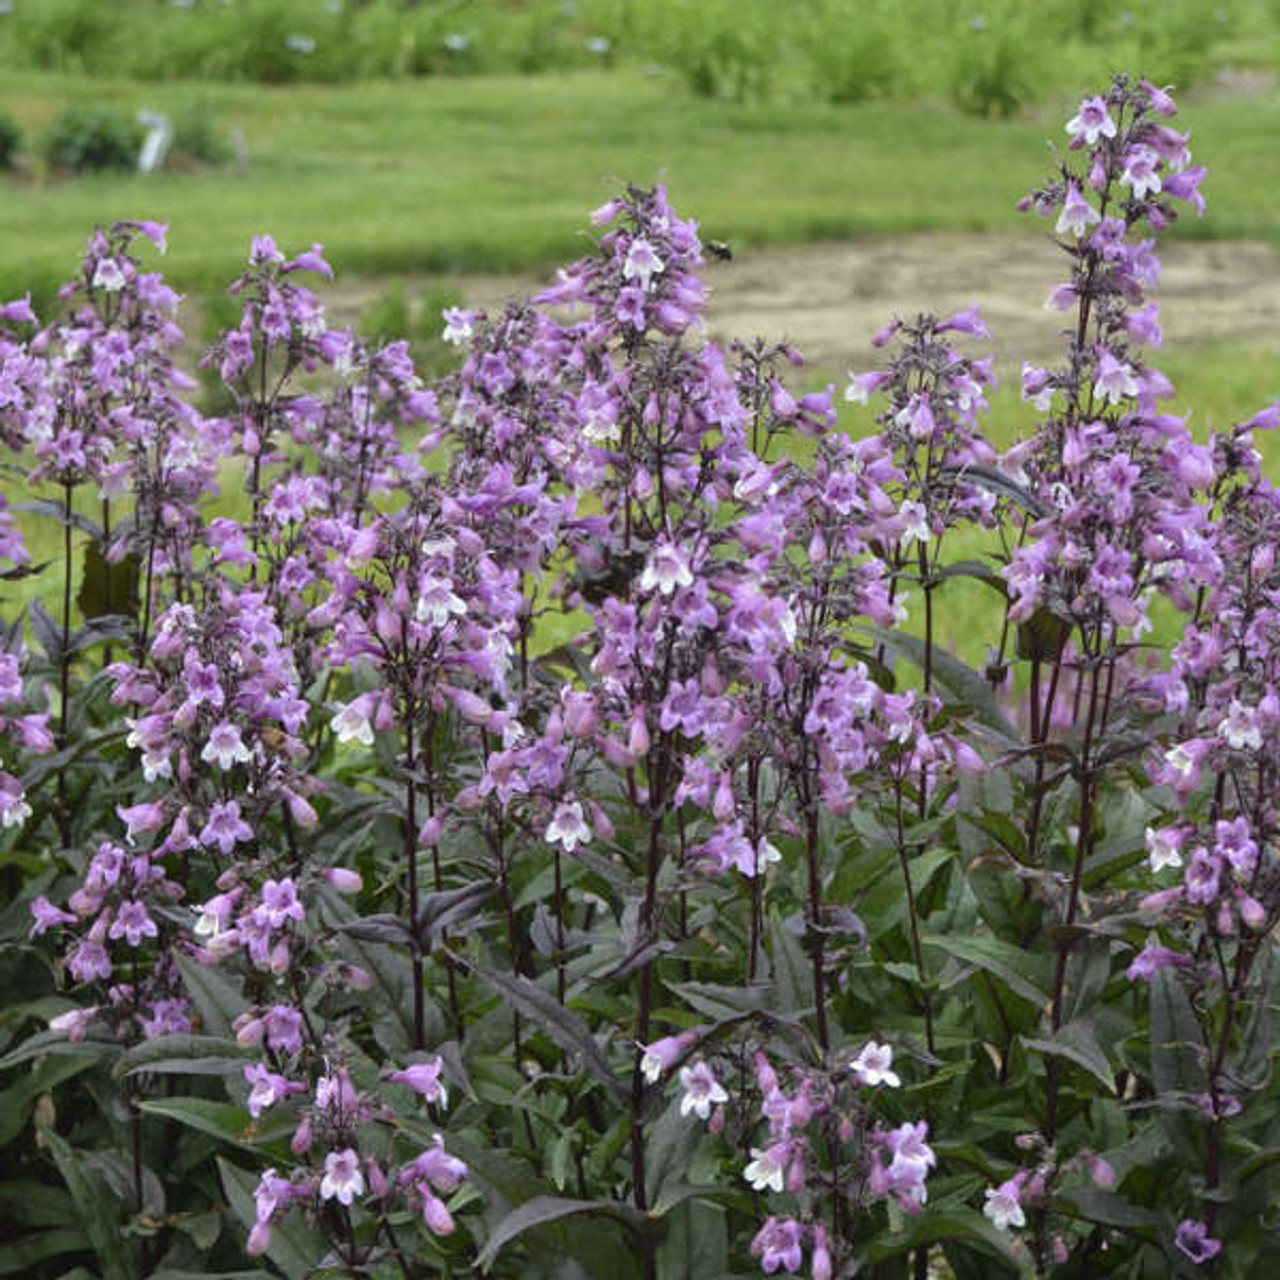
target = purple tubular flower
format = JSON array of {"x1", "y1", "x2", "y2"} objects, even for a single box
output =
[
  {"x1": 1175, "y1": 1220, "x2": 1222, "y2": 1265},
  {"x1": 108, "y1": 900, "x2": 158, "y2": 947},
  {"x1": 283, "y1": 243, "x2": 333, "y2": 278},
  {"x1": 262, "y1": 1005, "x2": 304, "y2": 1055},
  {"x1": 387, "y1": 1056, "x2": 449, "y2": 1106},
  {"x1": 29, "y1": 895, "x2": 78, "y2": 937},
  {"x1": 1065, "y1": 95, "x2": 1116, "y2": 145},
  {"x1": 0, "y1": 293, "x2": 37, "y2": 324},
  {"x1": 243, "y1": 1063, "x2": 303, "y2": 1118},
  {"x1": 937, "y1": 303, "x2": 989, "y2": 339},
  {"x1": 639, "y1": 1030, "x2": 698, "y2": 1083},
  {"x1": 750, "y1": 1216, "x2": 804, "y2": 1274},
  {"x1": 1126, "y1": 942, "x2": 1187, "y2": 982},
  {"x1": 319, "y1": 1149, "x2": 364, "y2": 1205},
  {"x1": 400, "y1": 1133, "x2": 468, "y2": 1194}
]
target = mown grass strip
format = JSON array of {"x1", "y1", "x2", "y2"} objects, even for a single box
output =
[{"x1": 1, "y1": 70, "x2": 1277, "y2": 307}]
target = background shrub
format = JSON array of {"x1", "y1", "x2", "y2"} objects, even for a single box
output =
[
  {"x1": 47, "y1": 105, "x2": 142, "y2": 174},
  {"x1": 0, "y1": 114, "x2": 21, "y2": 170},
  {"x1": 170, "y1": 97, "x2": 231, "y2": 167}
]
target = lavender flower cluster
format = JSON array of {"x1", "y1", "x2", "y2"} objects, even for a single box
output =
[{"x1": 3, "y1": 74, "x2": 1277, "y2": 1277}]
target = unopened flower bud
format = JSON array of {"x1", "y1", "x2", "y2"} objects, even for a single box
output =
[
  {"x1": 420, "y1": 1188, "x2": 456, "y2": 1235},
  {"x1": 342, "y1": 964, "x2": 373, "y2": 991},
  {"x1": 628, "y1": 708, "x2": 650, "y2": 758},
  {"x1": 1238, "y1": 893, "x2": 1266, "y2": 931},
  {"x1": 235, "y1": 1016, "x2": 265, "y2": 1048},
  {"x1": 601, "y1": 736, "x2": 637, "y2": 769},
  {"x1": 811, "y1": 1226, "x2": 832, "y2": 1280},
  {"x1": 286, "y1": 790, "x2": 318, "y2": 828},
  {"x1": 587, "y1": 800, "x2": 614, "y2": 842},
  {"x1": 366, "y1": 1157, "x2": 389, "y2": 1198},
  {"x1": 321, "y1": 867, "x2": 362, "y2": 894},
  {"x1": 700, "y1": 656, "x2": 725, "y2": 696},
  {"x1": 712, "y1": 773, "x2": 734, "y2": 822},
  {"x1": 1082, "y1": 1151, "x2": 1115, "y2": 1189},
  {"x1": 1138, "y1": 887, "x2": 1183, "y2": 918},
  {"x1": 291, "y1": 1115, "x2": 312, "y2": 1155}
]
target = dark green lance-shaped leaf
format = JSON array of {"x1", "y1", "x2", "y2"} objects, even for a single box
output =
[
  {"x1": 138, "y1": 1097, "x2": 257, "y2": 1150},
  {"x1": 1055, "y1": 1187, "x2": 1161, "y2": 1235},
  {"x1": 936, "y1": 462, "x2": 1051, "y2": 518},
  {"x1": 318, "y1": 885, "x2": 439, "y2": 1052},
  {"x1": 418, "y1": 880, "x2": 496, "y2": 944},
  {"x1": 77, "y1": 540, "x2": 140, "y2": 621},
  {"x1": 469, "y1": 964, "x2": 628, "y2": 1106},
  {"x1": 0, "y1": 1181, "x2": 76, "y2": 1229},
  {"x1": 1237, "y1": 1146, "x2": 1280, "y2": 1186},
  {"x1": 68, "y1": 615, "x2": 132, "y2": 656},
  {"x1": 438, "y1": 1131, "x2": 642, "y2": 1279},
  {"x1": 0, "y1": 1029, "x2": 120, "y2": 1072},
  {"x1": 644, "y1": 1096, "x2": 703, "y2": 1211},
  {"x1": 12, "y1": 497, "x2": 102, "y2": 537},
  {"x1": 862, "y1": 1205, "x2": 1021, "y2": 1266},
  {"x1": 960, "y1": 808, "x2": 1028, "y2": 864},
  {"x1": 149, "y1": 1270, "x2": 273, "y2": 1280},
  {"x1": 337, "y1": 912, "x2": 413, "y2": 945},
  {"x1": 655, "y1": 1200, "x2": 729, "y2": 1279},
  {"x1": 175, "y1": 951, "x2": 249, "y2": 1038},
  {"x1": 864, "y1": 624, "x2": 1018, "y2": 740},
  {"x1": 669, "y1": 980, "x2": 771, "y2": 1022},
  {"x1": 41, "y1": 1126, "x2": 134, "y2": 1280},
  {"x1": 1016, "y1": 606, "x2": 1072, "y2": 663},
  {"x1": 0, "y1": 1227, "x2": 90, "y2": 1276},
  {"x1": 1022, "y1": 1018, "x2": 1116, "y2": 1092},
  {"x1": 0, "y1": 558, "x2": 52, "y2": 582},
  {"x1": 476, "y1": 1195, "x2": 650, "y2": 1271},
  {"x1": 1148, "y1": 965, "x2": 1208, "y2": 1159},
  {"x1": 28, "y1": 598, "x2": 64, "y2": 664},
  {"x1": 770, "y1": 914, "x2": 810, "y2": 1014},
  {"x1": 114, "y1": 1033, "x2": 254, "y2": 1079},
  {"x1": 217, "y1": 1157, "x2": 323, "y2": 1280},
  {"x1": 924, "y1": 932, "x2": 1050, "y2": 1008},
  {"x1": 1150, "y1": 967, "x2": 1207, "y2": 1097},
  {"x1": 172, "y1": 1209, "x2": 223, "y2": 1250},
  {"x1": 1235, "y1": 947, "x2": 1272, "y2": 1090},
  {"x1": 19, "y1": 726, "x2": 128, "y2": 793},
  {"x1": 932, "y1": 558, "x2": 1009, "y2": 599},
  {"x1": 0, "y1": 1054, "x2": 96, "y2": 1145},
  {"x1": 592, "y1": 933, "x2": 675, "y2": 984}
]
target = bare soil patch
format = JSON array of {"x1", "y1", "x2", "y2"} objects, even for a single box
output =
[{"x1": 327, "y1": 233, "x2": 1280, "y2": 376}]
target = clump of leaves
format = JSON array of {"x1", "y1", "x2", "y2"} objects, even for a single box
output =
[{"x1": 47, "y1": 106, "x2": 141, "y2": 174}]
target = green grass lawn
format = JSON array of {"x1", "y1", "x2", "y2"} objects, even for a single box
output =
[{"x1": 1, "y1": 69, "x2": 1278, "y2": 306}]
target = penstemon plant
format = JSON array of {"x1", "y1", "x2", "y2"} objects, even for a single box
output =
[{"x1": 1, "y1": 72, "x2": 1278, "y2": 1280}]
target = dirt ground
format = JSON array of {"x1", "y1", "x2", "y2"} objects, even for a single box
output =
[{"x1": 329, "y1": 232, "x2": 1280, "y2": 378}]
